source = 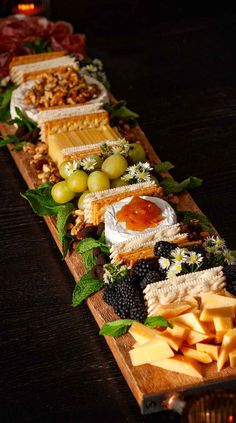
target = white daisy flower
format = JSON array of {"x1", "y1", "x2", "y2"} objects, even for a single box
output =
[
  {"x1": 186, "y1": 252, "x2": 203, "y2": 265},
  {"x1": 166, "y1": 268, "x2": 178, "y2": 279},
  {"x1": 135, "y1": 170, "x2": 152, "y2": 182},
  {"x1": 65, "y1": 160, "x2": 80, "y2": 176},
  {"x1": 171, "y1": 247, "x2": 187, "y2": 263},
  {"x1": 81, "y1": 157, "x2": 97, "y2": 171},
  {"x1": 213, "y1": 236, "x2": 226, "y2": 249},
  {"x1": 121, "y1": 173, "x2": 133, "y2": 182},
  {"x1": 204, "y1": 244, "x2": 218, "y2": 254},
  {"x1": 159, "y1": 257, "x2": 171, "y2": 270},
  {"x1": 223, "y1": 249, "x2": 236, "y2": 265},
  {"x1": 169, "y1": 262, "x2": 182, "y2": 275},
  {"x1": 139, "y1": 162, "x2": 153, "y2": 172}
]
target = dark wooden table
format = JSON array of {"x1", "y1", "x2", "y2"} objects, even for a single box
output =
[{"x1": 1, "y1": 10, "x2": 236, "y2": 422}]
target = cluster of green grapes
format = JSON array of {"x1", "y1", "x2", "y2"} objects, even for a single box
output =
[{"x1": 51, "y1": 143, "x2": 146, "y2": 208}]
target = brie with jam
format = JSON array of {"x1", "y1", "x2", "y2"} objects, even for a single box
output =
[{"x1": 105, "y1": 196, "x2": 177, "y2": 246}]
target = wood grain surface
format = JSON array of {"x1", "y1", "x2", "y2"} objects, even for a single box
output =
[{"x1": 1, "y1": 9, "x2": 236, "y2": 423}]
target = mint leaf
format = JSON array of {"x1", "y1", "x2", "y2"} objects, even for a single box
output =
[
  {"x1": 0, "y1": 134, "x2": 19, "y2": 148},
  {"x1": 160, "y1": 176, "x2": 203, "y2": 195},
  {"x1": 21, "y1": 182, "x2": 72, "y2": 217},
  {"x1": 104, "y1": 100, "x2": 139, "y2": 127},
  {"x1": 177, "y1": 210, "x2": 214, "y2": 233},
  {"x1": 76, "y1": 237, "x2": 109, "y2": 254},
  {"x1": 144, "y1": 316, "x2": 172, "y2": 328},
  {"x1": 11, "y1": 140, "x2": 27, "y2": 151},
  {"x1": 0, "y1": 86, "x2": 15, "y2": 121},
  {"x1": 72, "y1": 273, "x2": 104, "y2": 307},
  {"x1": 82, "y1": 250, "x2": 96, "y2": 270},
  {"x1": 56, "y1": 203, "x2": 74, "y2": 242},
  {"x1": 62, "y1": 233, "x2": 75, "y2": 259},
  {"x1": 9, "y1": 107, "x2": 36, "y2": 131},
  {"x1": 155, "y1": 161, "x2": 175, "y2": 173},
  {"x1": 99, "y1": 319, "x2": 134, "y2": 337}
]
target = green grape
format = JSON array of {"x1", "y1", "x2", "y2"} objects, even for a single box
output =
[
  {"x1": 101, "y1": 154, "x2": 128, "y2": 179},
  {"x1": 128, "y1": 143, "x2": 146, "y2": 163},
  {"x1": 59, "y1": 160, "x2": 77, "y2": 179},
  {"x1": 78, "y1": 190, "x2": 90, "y2": 210},
  {"x1": 87, "y1": 171, "x2": 110, "y2": 192},
  {"x1": 51, "y1": 181, "x2": 75, "y2": 204},
  {"x1": 67, "y1": 170, "x2": 88, "y2": 193},
  {"x1": 86, "y1": 154, "x2": 103, "y2": 169},
  {"x1": 111, "y1": 177, "x2": 129, "y2": 188}
]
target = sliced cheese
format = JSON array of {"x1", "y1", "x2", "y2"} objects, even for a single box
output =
[
  {"x1": 213, "y1": 317, "x2": 233, "y2": 332},
  {"x1": 187, "y1": 330, "x2": 213, "y2": 346},
  {"x1": 217, "y1": 329, "x2": 236, "y2": 371},
  {"x1": 149, "y1": 302, "x2": 191, "y2": 319},
  {"x1": 166, "y1": 323, "x2": 190, "y2": 340},
  {"x1": 129, "y1": 339, "x2": 174, "y2": 366},
  {"x1": 171, "y1": 312, "x2": 209, "y2": 334},
  {"x1": 129, "y1": 322, "x2": 157, "y2": 345},
  {"x1": 201, "y1": 292, "x2": 236, "y2": 309},
  {"x1": 200, "y1": 305, "x2": 235, "y2": 322},
  {"x1": 181, "y1": 346, "x2": 212, "y2": 364},
  {"x1": 229, "y1": 349, "x2": 236, "y2": 367},
  {"x1": 151, "y1": 355, "x2": 202, "y2": 378},
  {"x1": 196, "y1": 343, "x2": 220, "y2": 361}
]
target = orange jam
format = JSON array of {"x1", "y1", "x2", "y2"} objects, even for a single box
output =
[{"x1": 116, "y1": 196, "x2": 164, "y2": 231}]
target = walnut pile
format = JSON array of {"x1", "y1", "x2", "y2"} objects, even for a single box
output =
[{"x1": 24, "y1": 67, "x2": 101, "y2": 108}]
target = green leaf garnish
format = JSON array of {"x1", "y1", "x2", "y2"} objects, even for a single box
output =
[
  {"x1": 21, "y1": 37, "x2": 52, "y2": 54},
  {"x1": 104, "y1": 100, "x2": 139, "y2": 127},
  {"x1": 0, "y1": 86, "x2": 15, "y2": 122},
  {"x1": 177, "y1": 210, "x2": 214, "y2": 233},
  {"x1": 62, "y1": 233, "x2": 75, "y2": 259},
  {"x1": 81, "y1": 250, "x2": 96, "y2": 271},
  {"x1": 56, "y1": 203, "x2": 75, "y2": 242},
  {"x1": 9, "y1": 107, "x2": 36, "y2": 131},
  {"x1": 99, "y1": 316, "x2": 172, "y2": 337},
  {"x1": 76, "y1": 237, "x2": 109, "y2": 254},
  {"x1": 21, "y1": 183, "x2": 74, "y2": 217},
  {"x1": 160, "y1": 176, "x2": 203, "y2": 195},
  {"x1": 99, "y1": 319, "x2": 134, "y2": 337},
  {"x1": 72, "y1": 273, "x2": 104, "y2": 307},
  {"x1": 144, "y1": 316, "x2": 173, "y2": 328},
  {"x1": 0, "y1": 134, "x2": 20, "y2": 148},
  {"x1": 155, "y1": 161, "x2": 175, "y2": 173}
]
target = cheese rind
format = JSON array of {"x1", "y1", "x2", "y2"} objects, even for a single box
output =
[
  {"x1": 151, "y1": 355, "x2": 203, "y2": 378},
  {"x1": 129, "y1": 339, "x2": 174, "y2": 366}
]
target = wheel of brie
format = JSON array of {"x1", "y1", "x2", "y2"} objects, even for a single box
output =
[
  {"x1": 10, "y1": 75, "x2": 109, "y2": 123},
  {"x1": 105, "y1": 196, "x2": 177, "y2": 245}
]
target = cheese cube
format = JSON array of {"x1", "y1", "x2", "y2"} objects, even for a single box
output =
[
  {"x1": 187, "y1": 330, "x2": 213, "y2": 345},
  {"x1": 200, "y1": 305, "x2": 235, "y2": 322},
  {"x1": 129, "y1": 322, "x2": 158, "y2": 345},
  {"x1": 214, "y1": 331, "x2": 227, "y2": 344},
  {"x1": 152, "y1": 355, "x2": 202, "y2": 378},
  {"x1": 149, "y1": 302, "x2": 191, "y2": 319},
  {"x1": 181, "y1": 346, "x2": 212, "y2": 364},
  {"x1": 229, "y1": 349, "x2": 236, "y2": 367},
  {"x1": 166, "y1": 323, "x2": 189, "y2": 340},
  {"x1": 213, "y1": 317, "x2": 233, "y2": 332},
  {"x1": 171, "y1": 312, "x2": 209, "y2": 334},
  {"x1": 129, "y1": 339, "x2": 174, "y2": 366},
  {"x1": 201, "y1": 292, "x2": 236, "y2": 309},
  {"x1": 155, "y1": 332, "x2": 183, "y2": 351},
  {"x1": 217, "y1": 329, "x2": 236, "y2": 371},
  {"x1": 196, "y1": 343, "x2": 220, "y2": 361}
]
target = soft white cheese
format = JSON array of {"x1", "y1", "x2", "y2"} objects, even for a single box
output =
[
  {"x1": 10, "y1": 76, "x2": 109, "y2": 124},
  {"x1": 105, "y1": 196, "x2": 177, "y2": 246}
]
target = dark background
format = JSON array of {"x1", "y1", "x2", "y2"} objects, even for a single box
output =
[{"x1": 1, "y1": 1, "x2": 236, "y2": 422}]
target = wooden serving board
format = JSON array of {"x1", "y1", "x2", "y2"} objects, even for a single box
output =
[{"x1": 1, "y1": 121, "x2": 236, "y2": 415}]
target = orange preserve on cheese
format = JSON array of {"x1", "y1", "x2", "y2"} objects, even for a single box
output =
[{"x1": 116, "y1": 196, "x2": 164, "y2": 231}]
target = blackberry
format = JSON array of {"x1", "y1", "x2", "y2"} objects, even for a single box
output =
[
  {"x1": 223, "y1": 265, "x2": 236, "y2": 296},
  {"x1": 103, "y1": 275, "x2": 147, "y2": 322},
  {"x1": 154, "y1": 241, "x2": 176, "y2": 258},
  {"x1": 140, "y1": 270, "x2": 162, "y2": 290},
  {"x1": 132, "y1": 258, "x2": 158, "y2": 280}
]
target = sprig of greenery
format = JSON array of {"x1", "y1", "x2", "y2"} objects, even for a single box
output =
[
  {"x1": 155, "y1": 161, "x2": 175, "y2": 173},
  {"x1": 104, "y1": 100, "x2": 139, "y2": 127},
  {"x1": 177, "y1": 210, "x2": 214, "y2": 233},
  {"x1": 160, "y1": 176, "x2": 203, "y2": 195},
  {"x1": 9, "y1": 107, "x2": 36, "y2": 131},
  {"x1": 99, "y1": 316, "x2": 172, "y2": 337},
  {"x1": 21, "y1": 37, "x2": 52, "y2": 54},
  {"x1": 72, "y1": 272, "x2": 104, "y2": 307},
  {"x1": 0, "y1": 85, "x2": 15, "y2": 122}
]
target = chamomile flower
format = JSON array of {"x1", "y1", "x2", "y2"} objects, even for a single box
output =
[
  {"x1": 159, "y1": 257, "x2": 171, "y2": 270},
  {"x1": 223, "y1": 249, "x2": 236, "y2": 265},
  {"x1": 123, "y1": 162, "x2": 153, "y2": 184},
  {"x1": 135, "y1": 169, "x2": 152, "y2": 183},
  {"x1": 111, "y1": 138, "x2": 130, "y2": 156},
  {"x1": 122, "y1": 173, "x2": 133, "y2": 182},
  {"x1": 214, "y1": 236, "x2": 226, "y2": 249},
  {"x1": 81, "y1": 157, "x2": 97, "y2": 171},
  {"x1": 169, "y1": 262, "x2": 182, "y2": 275},
  {"x1": 186, "y1": 252, "x2": 203, "y2": 266},
  {"x1": 166, "y1": 268, "x2": 178, "y2": 279},
  {"x1": 204, "y1": 244, "x2": 218, "y2": 254},
  {"x1": 203, "y1": 236, "x2": 225, "y2": 253},
  {"x1": 170, "y1": 247, "x2": 187, "y2": 263},
  {"x1": 65, "y1": 160, "x2": 80, "y2": 176}
]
